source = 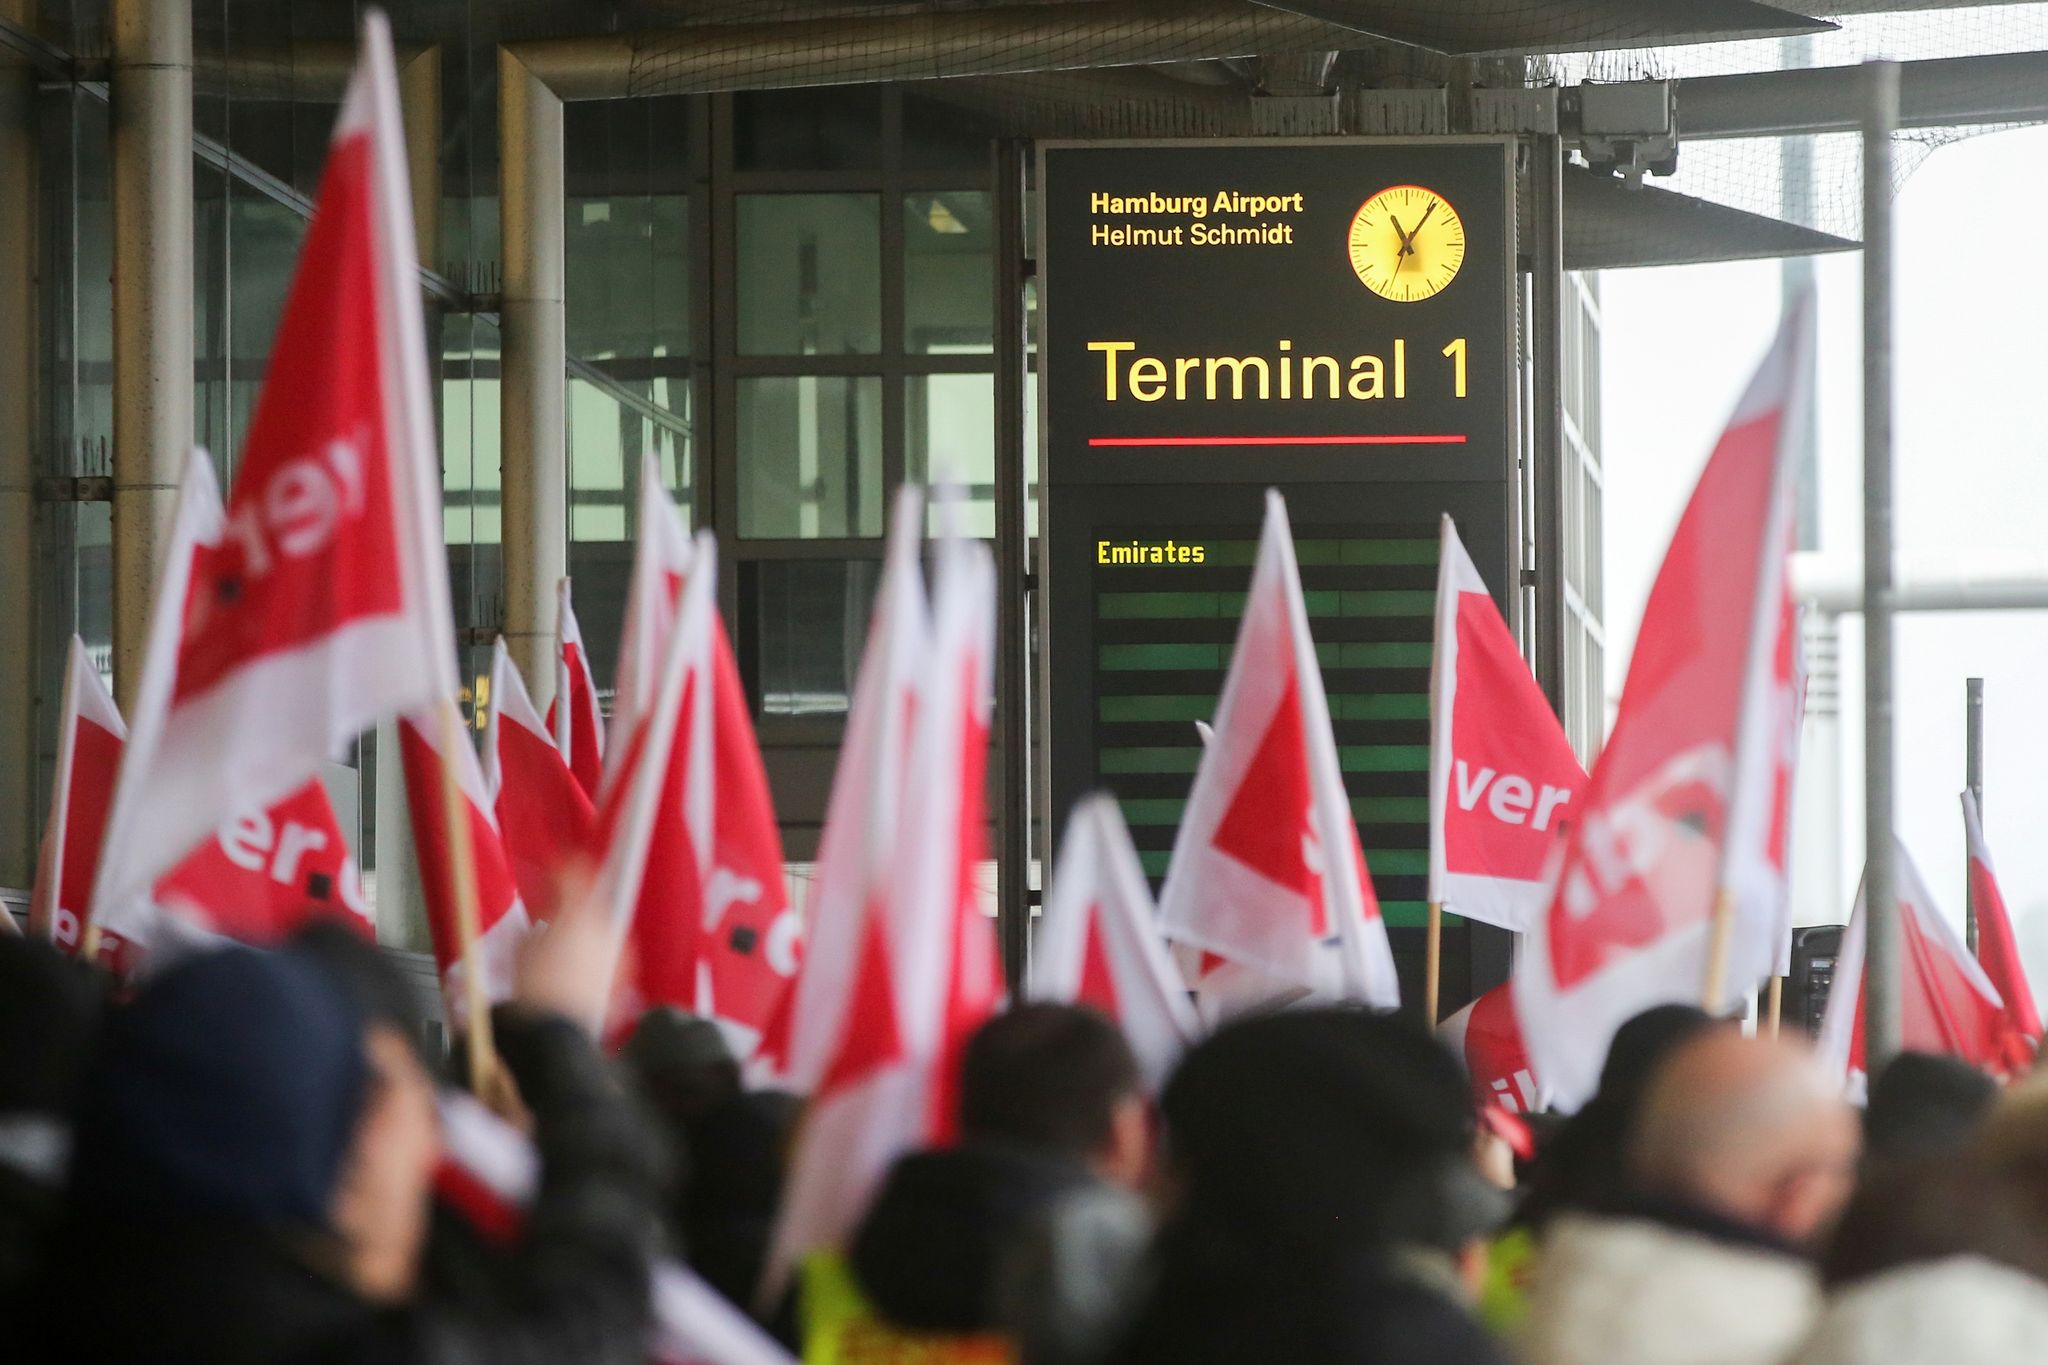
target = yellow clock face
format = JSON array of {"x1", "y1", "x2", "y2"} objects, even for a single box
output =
[{"x1": 1347, "y1": 185, "x2": 1466, "y2": 302}]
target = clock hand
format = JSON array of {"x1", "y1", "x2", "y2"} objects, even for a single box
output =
[{"x1": 1389, "y1": 212, "x2": 1414, "y2": 258}]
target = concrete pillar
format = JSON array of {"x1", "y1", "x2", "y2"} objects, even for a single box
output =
[
  {"x1": 111, "y1": 0, "x2": 194, "y2": 711},
  {"x1": 498, "y1": 50, "x2": 565, "y2": 700},
  {"x1": 0, "y1": 38, "x2": 37, "y2": 888}
]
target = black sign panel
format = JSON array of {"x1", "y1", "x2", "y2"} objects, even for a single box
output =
[{"x1": 1038, "y1": 140, "x2": 1518, "y2": 1009}]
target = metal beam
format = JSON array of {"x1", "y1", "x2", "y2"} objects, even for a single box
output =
[
  {"x1": 1681, "y1": 49, "x2": 2048, "y2": 140},
  {"x1": 0, "y1": 1, "x2": 34, "y2": 887},
  {"x1": 1529, "y1": 136, "x2": 1568, "y2": 715},
  {"x1": 110, "y1": 0, "x2": 193, "y2": 712},
  {"x1": 993, "y1": 138, "x2": 1030, "y2": 994}
]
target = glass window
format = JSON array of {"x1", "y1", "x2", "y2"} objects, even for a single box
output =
[
  {"x1": 904, "y1": 192, "x2": 993, "y2": 354},
  {"x1": 735, "y1": 88, "x2": 884, "y2": 172},
  {"x1": 737, "y1": 194, "x2": 882, "y2": 356},
  {"x1": 907, "y1": 374, "x2": 995, "y2": 537},
  {"x1": 900, "y1": 92, "x2": 1000, "y2": 173},
  {"x1": 747, "y1": 560, "x2": 882, "y2": 717},
  {"x1": 567, "y1": 194, "x2": 690, "y2": 361},
  {"x1": 568, "y1": 376, "x2": 691, "y2": 542},
  {"x1": 737, "y1": 375, "x2": 883, "y2": 539}
]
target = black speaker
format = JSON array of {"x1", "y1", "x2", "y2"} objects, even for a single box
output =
[{"x1": 1787, "y1": 925, "x2": 1846, "y2": 1039}]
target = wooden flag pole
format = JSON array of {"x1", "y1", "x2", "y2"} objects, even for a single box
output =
[
  {"x1": 1701, "y1": 886, "x2": 1737, "y2": 1014},
  {"x1": 1424, "y1": 901, "x2": 1443, "y2": 1025},
  {"x1": 1766, "y1": 974, "x2": 1784, "y2": 1037},
  {"x1": 436, "y1": 698, "x2": 499, "y2": 1099}
]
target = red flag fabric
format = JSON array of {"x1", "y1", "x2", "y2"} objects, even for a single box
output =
[
  {"x1": 1819, "y1": 840, "x2": 2035, "y2": 1091},
  {"x1": 1516, "y1": 298, "x2": 1812, "y2": 1110},
  {"x1": 1032, "y1": 794, "x2": 1197, "y2": 1090},
  {"x1": 153, "y1": 777, "x2": 370, "y2": 944},
  {"x1": 485, "y1": 639, "x2": 595, "y2": 914},
  {"x1": 1428, "y1": 516, "x2": 1587, "y2": 932},
  {"x1": 1437, "y1": 983, "x2": 1542, "y2": 1117},
  {"x1": 399, "y1": 705, "x2": 533, "y2": 1019},
  {"x1": 545, "y1": 576, "x2": 606, "y2": 802},
  {"x1": 1157, "y1": 490, "x2": 1398, "y2": 1009},
  {"x1": 609, "y1": 452, "x2": 697, "y2": 756},
  {"x1": 31, "y1": 637, "x2": 126, "y2": 952},
  {"x1": 1962, "y1": 789, "x2": 2042, "y2": 1046},
  {"x1": 90, "y1": 16, "x2": 457, "y2": 939},
  {"x1": 761, "y1": 490, "x2": 932, "y2": 1306}
]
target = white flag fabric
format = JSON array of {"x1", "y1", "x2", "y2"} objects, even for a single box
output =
[
  {"x1": 485, "y1": 639, "x2": 594, "y2": 915},
  {"x1": 1033, "y1": 794, "x2": 1197, "y2": 1089},
  {"x1": 1157, "y1": 490, "x2": 1397, "y2": 1009},
  {"x1": 90, "y1": 15, "x2": 457, "y2": 936},
  {"x1": 1427, "y1": 515, "x2": 1585, "y2": 932},
  {"x1": 546, "y1": 576, "x2": 606, "y2": 802},
  {"x1": 1515, "y1": 297, "x2": 1811, "y2": 1112}
]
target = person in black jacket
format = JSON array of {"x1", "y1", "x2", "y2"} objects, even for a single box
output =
[
  {"x1": 23, "y1": 898, "x2": 660, "y2": 1365},
  {"x1": 0, "y1": 936, "x2": 101, "y2": 1317}
]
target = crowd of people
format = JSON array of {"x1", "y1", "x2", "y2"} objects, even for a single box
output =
[{"x1": 2, "y1": 908, "x2": 2044, "y2": 1365}]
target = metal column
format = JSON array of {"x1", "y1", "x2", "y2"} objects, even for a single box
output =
[
  {"x1": 1861, "y1": 60, "x2": 1902, "y2": 1071},
  {"x1": 0, "y1": 33, "x2": 34, "y2": 887},
  {"x1": 111, "y1": 0, "x2": 193, "y2": 710},
  {"x1": 499, "y1": 50, "x2": 566, "y2": 701},
  {"x1": 993, "y1": 139, "x2": 1031, "y2": 992},
  {"x1": 1528, "y1": 135, "x2": 1567, "y2": 715}
]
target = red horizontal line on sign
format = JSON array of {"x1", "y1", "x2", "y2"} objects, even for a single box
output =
[{"x1": 1087, "y1": 434, "x2": 1468, "y2": 447}]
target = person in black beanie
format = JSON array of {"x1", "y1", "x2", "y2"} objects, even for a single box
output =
[
  {"x1": 24, "y1": 894, "x2": 661, "y2": 1365},
  {"x1": 0, "y1": 935, "x2": 102, "y2": 1315},
  {"x1": 1109, "y1": 1007, "x2": 1512, "y2": 1365}
]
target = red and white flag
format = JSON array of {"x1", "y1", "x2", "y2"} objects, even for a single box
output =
[
  {"x1": 399, "y1": 705, "x2": 534, "y2": 1018},
  {"x1": 760, "y1": 491, "x2": 932, "y2": 1306},
  {"x1": 153, "y1": 776, "x2": 370, "y2": 944},
  {"x1": 1962, "y1": 789, "x2": 2042, "y2": 1048},
  {"x1": 1438, "y1": 982, "x2": 1542, "y2": 1117},
  {"x1": 484, "y1": 639, "x2": 595, "y2": 915},
  {"x1": 1819, "y1": 840, "x2": 2035, "y2": 1091},
  {"x1": 545, "y1": 577, "x2": 605, "y2": 802},
  {"x1": 1032, "y1": 794, "x2": 1197, "y2": 1090},
  {"x1": 1157, "y1": 491, "x2": 1398, "y2": 1009},
  {"x1": 30, "y1": 637, "x2": 126, "y2": 952},
  {"x1": 1428, "y1": 516, "x2": 1586, "y2": 932},
  {"x1": 587, "y1": 528, "x2": 718, "y2": 1035},
  {"x1": 90, "y1": 16, "x2": 457, "y2": 940},
  {"x1": 891, "y1": 530, "x2": 1004, "y2": 1142},
  {"x1": 1515, "y1": 297, "x2": 1812, "y2": 1111},
  {"x1": 608, "y1": 452, "x2": 697, "y2": 757}
]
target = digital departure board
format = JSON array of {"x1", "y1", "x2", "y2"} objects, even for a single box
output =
[{"x1": 1039, "y1": 139, "x2": 1520, "y2": 1009}]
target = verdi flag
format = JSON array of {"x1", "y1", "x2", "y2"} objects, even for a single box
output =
[
  {"x1": 90, "y1": 15, "x2": 458, "y2": 938},
  {"x1": 1157, "y1": 490, "x2": 1397, "y2": 1009},
  {"x1": 1032, "y1": 794, "x2": 1198, "y2": 1090},
  {"x1": 485, "y1": 639, "x2": 595, "y2": 914},
  {"x1": 153, "y1": 776, "x2": 370, "y2": 944},
  {"x1": 546, "y1": 577, "x2": 606, "y2": 802},
  {"x1": 1437, "y1": 982, "x2": 1542, "y2": 1117},
  {"x1": 1516, "y1": 296, "x2": 1812, "y2": 1111},
  {"x1": 31, "y1": 638, "x2": 126, "y2": 952},
  {"x1": 759, "y1": 490, "x2": 930, "y2": 1305},
  {"x1": 1962, "y1": 789, "x2": 2042, "y2": 1048},
  {"x1": 1819, "y1": 840, "x2": 2036, "y2": 1090},
  {"x1": 1428, "y1": 515, "x2": 1586, "y2": 932},
  {"x1": 608, "y1": 452, "x2": 697, "y2": 757}
]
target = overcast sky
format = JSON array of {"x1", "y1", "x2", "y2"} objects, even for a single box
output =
[{"x1": 1601, "y1": 124, "x2": 2048, "y2": 989}]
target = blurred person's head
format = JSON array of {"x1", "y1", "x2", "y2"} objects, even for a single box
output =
[
  {"x1": 619, "y1": 1006, "x2": 741, "y2": 1132},
  {"x1": 1863, "y1": 1052, "x2": 1999, "y2": 1171},
  {"x1": 1158, "y1": 1008, "x2": 1503, "y2": 1261},
  {"x1": 1628, "y1": 1032, "x2": 1859, "y2": 1246},
  {"x1": 0, "y1": 936, "x2": 101, "y2": 1187},
  {"x1": 960, "y1": 1003, "x2": 1148, "y2": 1187},
  {"x1": 1599, "y1": 1004, "x2": 1718, "y2": 1107},
  {"x1": 67, "y1": 944, "x2": 440, "y2": 1303},
  {"x1": 1822, "y1": 1155, "x2": 2048, "y2": 1289}
]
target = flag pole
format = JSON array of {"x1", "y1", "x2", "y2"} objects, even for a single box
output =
[
  {"x1": 436, "y1": 698, "x2": 499, "y2": 1098},
  {"x1": 1766, "y1": 974, "x2": 1783, "y2": 1036},
  {"x1": 1965, "y1": 676, "x2": 1984, "y2": 955},
  {"x1": 1424, "y1": 902, "x2": 1443, "y2": 1024},
  {"x1": 1701, "y1": 886, "x2": 1736, "y2": 1014}
]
